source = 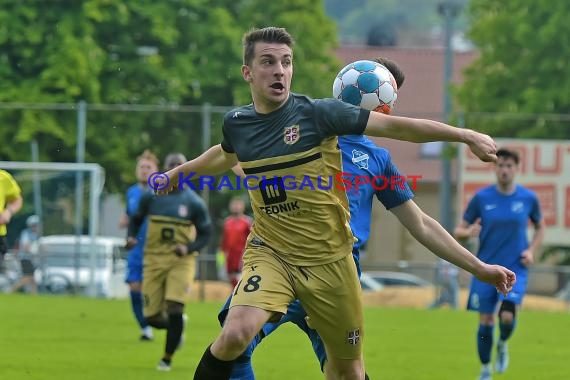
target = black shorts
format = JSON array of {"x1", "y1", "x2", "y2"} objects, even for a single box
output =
[{"x1": 20, "y1": 259, "x2": 36, "y2": 275}]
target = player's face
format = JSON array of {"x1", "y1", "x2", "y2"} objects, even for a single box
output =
[
  {"x1": 136, "y1": 158, "x2": 157, "y2": 183},
  {"x1": 242, "y1": 42, "x2": 292, "y2": 113},
  {"x1": 494, "y1": 157, "x2": 517, "y2": 186},
  {"x1": 229, "y1": 199, "x2": 245, "y2": 215}
]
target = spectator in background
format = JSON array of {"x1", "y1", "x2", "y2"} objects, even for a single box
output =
[
  {"x1": 11, "y1": 215, "x2": 41, "y2": 294},
  {"x1": 119, "y1": 149, "x2": 159, "y2": 341},
  {"x1": 220, "y1": 196, "x2": 251, "y2": 288},
  {"x1": 429, "y1": 258, "x2": 459, "y2": 309},
  {"x1": 0, "y1": 169, "x2": 23, "y2": 272}
]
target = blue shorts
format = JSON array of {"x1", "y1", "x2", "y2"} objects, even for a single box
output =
[
  {"x1": 467, "y1": 271, "x2": 528, "y2": 314},
  {"x1": 125, "y1": 246, "x2": 144, "y2": 283}
]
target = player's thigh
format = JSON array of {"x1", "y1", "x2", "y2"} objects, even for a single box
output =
[
  {"x1": 467, "y1": 278, "x2": 499, "y2": 314},
  {"x1": 260, "y1": 299, "x2": 308, "y2": 337},
  {"x1": 296, "y1": 254, "x2": 363, "y2": 360},
  {"x1": 165, "y1": 255, "x2": 196, "y2": 304},
  {"x1": 230, "y1": 246, "x2": 295, "y2": 318},
  {"x1": 142, "y1": 255, "x2": 169, "y2": 316}
]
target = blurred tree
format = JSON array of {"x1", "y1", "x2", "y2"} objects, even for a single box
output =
[
  {"x1": 455, "y1": 0, "x2": 570, "y2": 139},
  {"x1": 0, "y1": 0, "x2": 339, "y2": 193},
  {"x1": 324, "y1": 0, "x2": 467, "y2": 45},
  {"x1": 366, "y1": 22, "x2": 397, "y2": 46}
]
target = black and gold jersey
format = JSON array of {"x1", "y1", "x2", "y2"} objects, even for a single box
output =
[
  {"x1": 221, "y1": 93, "x2": 369, "y2": 265},
  {"x1": 129, "y1": 189, "x2": 211, "y2": 256}
]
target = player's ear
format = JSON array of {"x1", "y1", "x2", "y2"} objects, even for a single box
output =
[{"x1": 242, "y1": 65, "x2": 252, "y2": 82}]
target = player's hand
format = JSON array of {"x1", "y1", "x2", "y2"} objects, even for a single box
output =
[
  {"x1": 465, "y1": 130, "x2": 497, "y2": 163},
  {"x1": 154, "y1": 169, "x2": 180, "y2": 196},
  {"x1": 0, "y1": 210, "x2": 12, "y2": 225},
  {"x1": 125, "y1": 237, "x2": 138, "y2": 250},
  {"x1": 469, "y1": 218, "x2": 482, "y2": 237},
  {"x1": 174, "y1": 244, "x2": 188, "y2": 257},
  {"x1": 520, "y1": 249, "x2": 534, "y2": 267},
  {"x1": 475, "y1": 263, "x2": 516, "y2": 296}
]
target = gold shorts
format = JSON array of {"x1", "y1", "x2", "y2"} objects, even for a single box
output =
[
  {"x1": 142, "y1": 253, "x2": 196, "y2": 317},
  {"x1": 231, "y1": 245, "x2": 363, "y2": 360}
]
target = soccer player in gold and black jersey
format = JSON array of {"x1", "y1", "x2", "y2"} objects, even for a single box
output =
[
  {"x1": 128, "y1": 153, "x2": 212, "y2": 371},
  {"x1": 158, "y1": 27, "x2": 515, "y2": 380}
]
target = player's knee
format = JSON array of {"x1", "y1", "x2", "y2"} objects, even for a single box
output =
[
  {"x1": 498, "y1": 301, "x2": 516, "y2": 323},
  {"x1": 218, "y1": 326, "x2": 255, "y2": 356},
  {"x1": 165, "y1": 300, "x2": 184, "y2": 315},
  {"x1": 479, "y1": 313, "x2": 495, "y2": 325},
  {"x1": 128, "y1": 281, "x2": 141, "y2": 292}
]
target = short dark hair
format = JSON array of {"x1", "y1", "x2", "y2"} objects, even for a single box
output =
[
  {"x1": 242, "y1": 27, "x2": 294, "y2": 65},
  {"x1": 497, "y1": 148, "x2": 519, "y2": 164},
  {"x1": 164, "y1": 152, "x2": 187, "y2": 170},
  {"x1": 373, "y1": 57, "x2": 405, "y2": 89}
]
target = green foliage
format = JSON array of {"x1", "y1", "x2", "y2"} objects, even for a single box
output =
[
  {"x1": 0, "y1": 0, "x2": 339, "y2": 193},
  {"x1": 455, "y1": 0, "x2": 570, "y2": 138}
]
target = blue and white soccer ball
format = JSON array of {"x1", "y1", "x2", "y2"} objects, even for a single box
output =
[{"x1": 332, "y1": 60, "x2": 397, "y2": 114}]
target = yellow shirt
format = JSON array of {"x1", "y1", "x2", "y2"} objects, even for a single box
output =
[{"x1": 0, "y1": 170, "x2": 22, "y2": 236}]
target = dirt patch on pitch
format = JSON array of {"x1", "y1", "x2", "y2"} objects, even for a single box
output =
[
  {"x1": 194, "y1": 281, "x2": 568, "y2": 312},
  {"x1": 362, "y1": 287, "x2": 569, "y2": 312}
]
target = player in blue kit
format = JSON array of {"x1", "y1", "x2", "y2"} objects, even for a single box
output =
[
  {"x1": 217, "y1": 57, "x2": 514, "y2": 379},
  {"x1": 119, "y1": 149, "x2": 159, "y2": 341},
  {"x1": 455, "y1": 148, "x2": 544, "y2": 380}
]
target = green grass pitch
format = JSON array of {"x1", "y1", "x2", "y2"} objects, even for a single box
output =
[{"x1": 1, "y1": 294, "x2": 568, "y2": 379}]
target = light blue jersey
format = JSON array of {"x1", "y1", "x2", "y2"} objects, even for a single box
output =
[
  {"x1": 220, "y1": 135, "x2": 414, "y2": 377},
  {"x1": 465, "y1": 184, "x2": 542, "y2": 312},
  {"x1": 125, "y1": 183, "x2": 148, "y2": 283},
  {"x1": 339, "y1": 135, "x2": 415, "y2": 274}
]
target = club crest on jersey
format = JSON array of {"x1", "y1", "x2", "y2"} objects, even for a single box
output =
[
  {"x1": 178, "y1": 205, "x2": 188, "y2": 217},
  {"x1": 511, "y1": 201, "x2": 524, "y2": 213},
  {"x1": 347, "y1": 328, "x2": 360, "y2": 345},
  {"x1": 351, "y1": 149, "x2": 369, "y2": 170},
  {"x1": 284, "y1": 125, "x2": 300, "y2": 145}
]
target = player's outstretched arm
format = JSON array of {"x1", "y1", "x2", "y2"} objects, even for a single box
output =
[
  {"x1": 156, "y1": 144, "x2": 237, "y2": 195},
  {"x1": 391, "y1": 200, "x2": 515, "y2": 295},
  {"x1": 364, "y1": 112, "x2": 498, "y2": 162}
]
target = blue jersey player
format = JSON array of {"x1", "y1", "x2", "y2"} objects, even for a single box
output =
[
  {"x1": 120, "y1": 149, "x2": 159, "y2": 341},
  {"x1": 218, "y1": 57, "x2": 517, "y2": 379},
  {"x1": 455, "y1": 148, "x2": 544, "y2": 380}
]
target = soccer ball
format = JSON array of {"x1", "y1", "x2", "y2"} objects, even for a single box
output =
[{"x1": 332, "y1": 60, "x2": 397, "y2": 114}]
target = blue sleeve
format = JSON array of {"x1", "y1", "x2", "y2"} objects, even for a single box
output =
[
  {"x1": 463, "y1": 194, "x2": 480, "y2": 224},
  {"x1": 315, "y1": 99, "x2": 369, "y2": 138},
  {"x1": 374, "y1": 154, "x2": 414, "y2": 210},
  {"x1": 530, "y1": 193, "x2": 542, "y2": 224}
]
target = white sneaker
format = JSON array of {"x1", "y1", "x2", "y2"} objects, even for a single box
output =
[
  {"x1": 156, "y1": 359, "x2": 171, "y2": 371},
  {"x1": 495, "y1": 341, "x2": 509, "y2": 373},
  {"x1": 140, "y1": 326, "x2": 154, "y2": 341},
  {"x1": 478, "y1": 364, "x2": 492, "y2": 380}
]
